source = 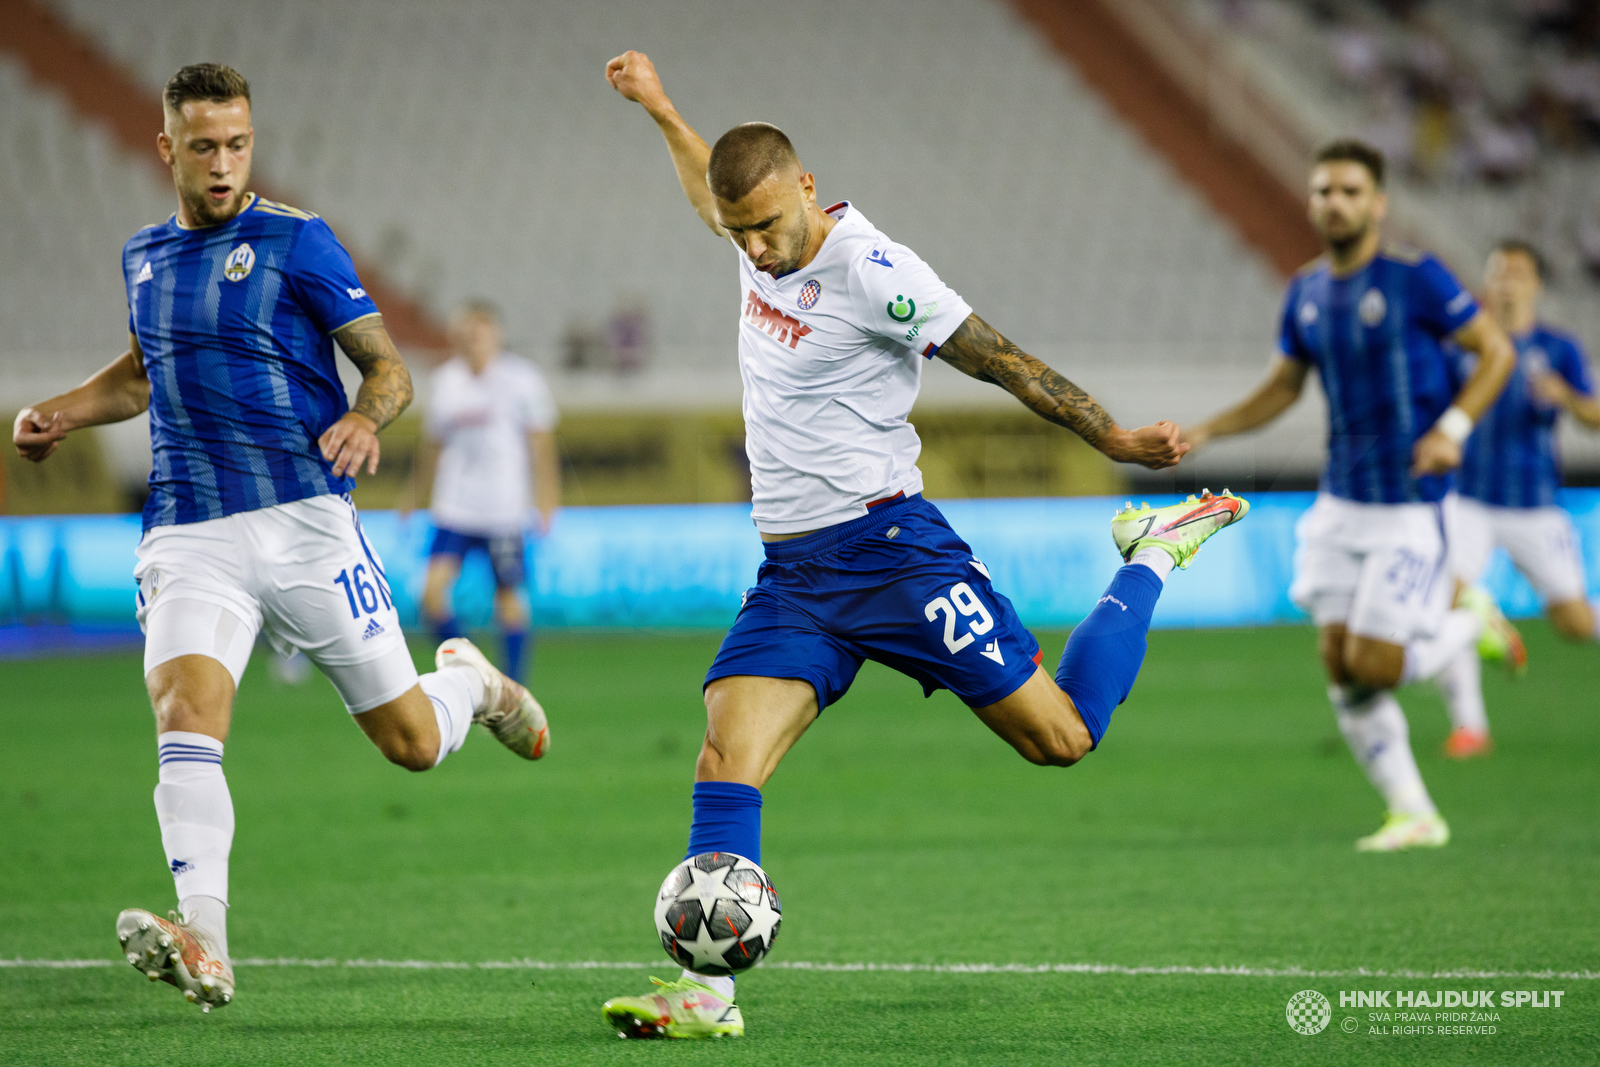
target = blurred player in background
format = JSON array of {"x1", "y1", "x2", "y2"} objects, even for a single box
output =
[
  {"x1": 1436, "y1": 239, "x2": 1600, "y2": 758},
  {"x1": 1181, "y1": 140, "x2": 1515, "y2": 852},
  {"x1": 10, "y1": 65, "x2": 549, "y2": 1013},
  {"x1": 599, "y1": 49, "x2": 1248, "y2": 1039},
  {"x1": 413, "y1": 301, "x2": 560, "y2": 682}
]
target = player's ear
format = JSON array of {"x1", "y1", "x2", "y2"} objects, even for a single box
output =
[
  {"x1": 156, "y1": 130, "x2": 173, "y2": 166},
  {"x1": 798, "y1": 171, "x2": 816, "y2": 204}
]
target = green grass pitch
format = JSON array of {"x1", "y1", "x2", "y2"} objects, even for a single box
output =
[{"x1": 2, "y1": 624, "x2": 1596, "y2": 1065}]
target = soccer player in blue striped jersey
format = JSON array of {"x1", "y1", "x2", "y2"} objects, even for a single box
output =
[
  {"x1": 1437, "y1": 240, "x2": 1600, "y2": 757},
  {"x1": 10, "y1": 64, "x2": 549, "y2": 1012},
  {"x1": 1181, "y1": 140, "x2": 1517, "y2": 852}
]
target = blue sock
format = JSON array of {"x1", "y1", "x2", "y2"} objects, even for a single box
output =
[
  {"x1": 686, "y1": 781, "x2": 762, "y2": 865},
  {"x1": 1055, "y1": 564, "x2": 1163, "y2": 747},
  {"x1": 431, "y1": 615, "x2": 463, "y2": 644},
  {"x1": 503, "y1": 628, "x2": 529, "y2": 681}
]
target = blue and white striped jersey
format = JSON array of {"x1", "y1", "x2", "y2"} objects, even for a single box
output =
[
  {"x1": 1457, "y1": 325, "x2": 1593, "y2": 508},
  {"x1": 1277, "y1": 249, "x2": 1479, "y2": 504},
  {"x1": 123, "y1": 195, "x2": 379, "y2": 531}
]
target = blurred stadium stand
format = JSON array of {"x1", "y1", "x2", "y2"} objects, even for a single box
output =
[{"x1": 3, "y1": 0, "x2": 1596, "y2": 511}]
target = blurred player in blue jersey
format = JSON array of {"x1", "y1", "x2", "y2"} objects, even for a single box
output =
[
  {"x1": 1436, "y1": 239, "x2": 1600, "y2": 758},
  {"x1": 414, "y1": 301, "x2": 561, "y2": 683},
  {"x1": 598, "y1": 51, "x2": 1249, "y2": 1039},
  {"x1": 1183, "y1": 140, "x2": 1516, "y2": 852},
  {"x1": 10, "y1": 65, "x2": 549, "y2": 1012}
]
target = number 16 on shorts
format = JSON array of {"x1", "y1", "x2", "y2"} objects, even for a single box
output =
[
  {"x1": 334, "y1": 563, "x2": 390, "y2": 618},
  {"x1": 925, "y1": 582, "x2": 995, "y2": 654}
]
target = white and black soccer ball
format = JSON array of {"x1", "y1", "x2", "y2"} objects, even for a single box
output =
[{"x1": 654, "y1": 852, "x2": 781, "y2": 976}]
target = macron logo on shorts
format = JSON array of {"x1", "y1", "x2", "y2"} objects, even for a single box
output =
[{"x1": 361, "y1": 618, "x2": 385, "y2": 641}]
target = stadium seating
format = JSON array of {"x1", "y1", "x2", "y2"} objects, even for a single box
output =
[{"x1": 26, "y1": 0, "x2": 1283, "y2": 382}]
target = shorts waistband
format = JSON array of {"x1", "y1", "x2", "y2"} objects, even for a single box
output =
[{"x1": 762, "y1": 493, "x2": 924, "y2": 563}]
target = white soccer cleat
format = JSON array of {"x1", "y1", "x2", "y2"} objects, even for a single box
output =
[
  {"x1": 115, "y1": 908, "x2": 234, "y2": 1012},
  {"x1": 1355, "y1": 812, "x2": 1450, "y2": 852},
  {"x1": 435, "y1": 637, "x2": 550, "y2": 759}
]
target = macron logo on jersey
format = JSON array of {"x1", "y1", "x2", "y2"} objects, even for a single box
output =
[{"x1": 744, "y1": 291, "x2": 813, "y2": 350}]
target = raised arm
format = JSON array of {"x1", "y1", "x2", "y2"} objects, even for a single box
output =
[
  {"x1": 1180, "y1": 354, "x2": 1310, "y2": 451},
  {"x1": 1411, "y1": 309, "x2": 1515, "y2": 475},
  {"x1": 936, "y1": 312, "x2": 1187, "y2": 469},
  {"x1": 605, "y1": 50, "x2": 724, "y2": 236},
  {"x1": 13, "y1": 333, "x2": 151, "y2": 462},
  {"x1": 322, "y1": 313, "x2": 414, "y2": 478}
]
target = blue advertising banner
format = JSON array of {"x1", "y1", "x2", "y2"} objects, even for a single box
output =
[{"x1": 3, "y1": 491, "x2": 1598, "y2": 633}]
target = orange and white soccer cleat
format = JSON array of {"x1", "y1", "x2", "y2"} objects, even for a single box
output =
[
  {"x1": 1111, "y1": 490, "x2": 1250, "y2": 569},
  {"x1": 115, "y1": 908, "x2": 233, "y2": 1012},
  {"x1": 1443, "y1": 726, "x2": 1493, "y2": 760},
  {"x1": 436, "y1": 637, "x2": 550, "y2": 759}
]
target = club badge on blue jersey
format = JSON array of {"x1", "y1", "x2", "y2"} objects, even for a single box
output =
[{"x1": 223, "y1": 242, "x2": 255, "y2": 282}]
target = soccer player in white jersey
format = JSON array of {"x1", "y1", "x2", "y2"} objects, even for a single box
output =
[
  {"x1": 598, "y1": 51, "x2": 1249, "y2": 1039},
  {"x1": 9, "y1": 65, "x2": 549, "y2": 1012},
  {"x1": 1436, "y1": 240, "x2": 1600, "y2": 758},
  {"x1": 415, "y1": 301, "x2": 561, "y2": 682},
  {"x1": 1180, "y1": 141, "x2": 1516, "y2": 852}
]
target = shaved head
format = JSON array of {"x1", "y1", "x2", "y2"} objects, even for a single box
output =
[{"x1": 707, "y1": 123, "x2": 801, "y2": 203}]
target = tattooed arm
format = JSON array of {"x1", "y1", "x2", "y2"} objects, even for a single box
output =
[
  {"x1": 936, "y1": 313, "x2": 1188, "y2": 469},
  {"x1": 321, "y1": 313, "x2": 415, "y2": 477}
]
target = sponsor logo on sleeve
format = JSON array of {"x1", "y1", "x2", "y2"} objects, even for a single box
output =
[
  {"x1": 1446, "y1": 290, "x2": 1473, "y2": 315},
  {"x1": 887, "y1": 294, "x2": 917, "y2": 323},
  {"x1": 1299, "y1": 301, "x2": 1319, "y2": 326},
  {"x1": 346, "y1": 286, "x2": 368, "y2": 300}
]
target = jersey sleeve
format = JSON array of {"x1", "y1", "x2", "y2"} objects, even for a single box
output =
[
  {"x1": 848, "y1": 242, "x2": 973, "y2": 358},
  {"x1": 1552, "y1": 334, "x2": 1596, "y2": 397},
  {"x1": 1411, "y1": 255, "x2": 1479, "y2": 338},
  {"x1": 1276, "y1": 280, "x2": 1311, "y2": 361},
  {"x1": 284, "y1": 218, "x2": 381, "y2": 334},
  {"x1": 518, "y1": 363, "x2": 559, "y2": 432}
]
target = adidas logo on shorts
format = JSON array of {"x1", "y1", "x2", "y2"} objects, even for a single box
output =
[{"x1": 361, "y1": 618, "x2": 385, "y2": 641}]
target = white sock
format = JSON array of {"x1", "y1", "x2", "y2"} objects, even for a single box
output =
[
  {"x1": 154, "y1": 731, "x2": 234, "y2": 908},
  {"x1": 1130, "y1": 546, "x2": 1174, "y2": 583},
  {"x1": 181, "y1": 894, "x2": 230, "y2": 960},
  {"x1": 1400, "y1": 609, "x2": 1481, "y2": 684},
  {"x1": 418, "y1": 670, "x2": 479, "y2": 766},
  {"x1": 683, "y1": 969, "x2": 736, "y2": 1000},
  {"x1": 1330, "y1": 686, "x2": 1437, "y2": 817},
  {"x1": 1435, "y1": 648, "x2": 1488, "y2": 734}
]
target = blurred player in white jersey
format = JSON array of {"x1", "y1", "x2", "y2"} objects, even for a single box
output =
[
  {"x1": 1181, "y1": 141, "x2": 1515, "y2": 851},
  {"x1": 415, "y1": 302, "x2": 561, "y2": 682},
  {"x1": 1436, "y1": 240, "x2": 1600, "y2": 758},
  {"x1": 10, "y1": 65, "x2": 549, "y2": 1012},
  {"x1": 597, "y1": 50, "x2": 1249, "y2": 1039}
]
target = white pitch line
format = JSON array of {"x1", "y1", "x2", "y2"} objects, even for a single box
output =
[{"x1": 4, "y1": 958, "x2": 1598, "y2": 980}]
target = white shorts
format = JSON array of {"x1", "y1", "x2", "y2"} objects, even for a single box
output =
[
  {"x1": 134, "y1": 494, "x2": 418, "y2": 713},
  {"x1": 1290, "y1": 493, "x2": 1453, "y2": 643},
  {"x1": 1450, "y1": 497, "x2": 1588, "y2": 605}
]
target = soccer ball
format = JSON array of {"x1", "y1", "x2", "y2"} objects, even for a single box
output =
[{"x1": 654, "y1": 852, "x2": 781, "y2": 976}]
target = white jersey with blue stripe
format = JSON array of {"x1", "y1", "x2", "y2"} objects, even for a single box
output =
[
  {"x1": 1457, "y1": 325, "x2": 1594, "y2": 508},
  {"x1": 1277, "y1": 248, "x2": 1478, "y2": 504},
  {"x1": 124, "y1": 194, "x2": 380, "y2": 531}
]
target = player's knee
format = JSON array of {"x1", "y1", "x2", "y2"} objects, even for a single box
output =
[
  {"x1": 1022, "y1": 727, "x2": 1088, "y2": 768},
  {"x1": 1549, "y1": 604, "x2": 1594, "y2": 642},
  {"x1": 1344, "y1": 647, "x2": 1400, "y2": 690},
  {"x1": 378, "y1": 734, "x2": 438, "y2": 772}
]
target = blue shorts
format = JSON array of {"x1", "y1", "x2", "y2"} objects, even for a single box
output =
[
  {"x1": 706, "y1": 495, "x2": 1041, "y2": 712},
  {"x1": 428, "y1": 527, "x2": 527, "y2": 590}
]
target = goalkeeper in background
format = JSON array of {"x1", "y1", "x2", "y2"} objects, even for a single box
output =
[{"x1": 414, "y1": 301, "x2": 561, "y2": 681}]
